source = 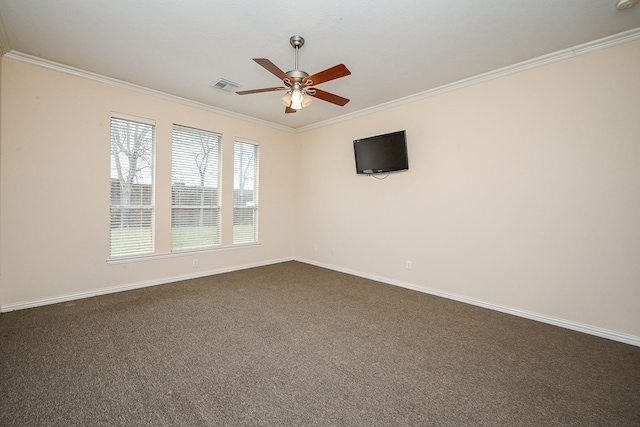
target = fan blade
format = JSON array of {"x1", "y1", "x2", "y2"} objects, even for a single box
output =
[
  {"x1": 285, "y1": 106, "x2": 297, "y2": 114},
  {"x1": 303, "y1": 64, "x2": 351, "y2": 86},
  {"x1": 236, "y1": 86, "x2": 286, "y2": 95},
  {"x1": 308, "y1": 88, "x2": 350, "y2": 106},
  {"x1": 253, "y1": 58, "x2": 290, "y2": 81}
]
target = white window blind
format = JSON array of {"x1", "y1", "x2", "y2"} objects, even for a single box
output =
[
  {"x1": 233, "y1": 141, "x2": 258, "y2": 244},
  {"x1": 110, "y1": 117, "x2": 155, "y2": 257},
  {"x1": 171, "y1": 125, "x2": 221, "y2": 250}
]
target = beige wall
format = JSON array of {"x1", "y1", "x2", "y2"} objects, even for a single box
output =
[
  {"x1": 1, "y1": 39, "x2": 639, "y2": 342},
  {"x1": 0, "y1": 58, "x2": 297, "y2": 306},
  {"x1": 295, "y1": 40, "x2": 640, "y2": 339}
]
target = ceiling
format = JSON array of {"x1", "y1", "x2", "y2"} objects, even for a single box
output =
[{"x1": 0, "y1": 0, "x2": 638, "y2": 130}]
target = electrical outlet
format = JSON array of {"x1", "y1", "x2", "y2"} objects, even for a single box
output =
[
  {"x1": 406, "y1": 261, "x2": 412, "y2": 270},
  {"x1": 330, "y1": 248, "x2": 335, "y2": 256},
  {"x1": 312, "y1": 244, "x2": 318, "y2": 252},
  {"x1": 193, "y1": 259, "x2": 199, "y2": 267}
]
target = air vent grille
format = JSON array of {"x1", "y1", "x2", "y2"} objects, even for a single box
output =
[{"x1": 211, "y1": 78, "x2": 241, "y2": 92}]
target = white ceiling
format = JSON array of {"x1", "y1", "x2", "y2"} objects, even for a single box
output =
[{"x1": 0, "y1": 0, "x2": 639, "y2": 130}]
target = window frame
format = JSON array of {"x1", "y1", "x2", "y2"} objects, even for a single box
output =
[
  {"x1": 233, "y1": 139, "x2": 259, "y2": 245},
  {"x1": 170, "y1": 124, "x2": 222, "y2": 252},
  {"x1": 109, "y1": 113, "x2": 156, "y2": 258}
]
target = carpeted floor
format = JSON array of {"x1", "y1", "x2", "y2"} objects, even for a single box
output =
[{"x1": 1, "y1": 261, "x2": 639, "y2": 426}]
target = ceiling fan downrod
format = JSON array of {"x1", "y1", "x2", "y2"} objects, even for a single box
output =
[
  {"x1": 290, "y1": 35, "x2": 304, "y2": 71},
  {"x1": 285, "y1": 36, "x2": 310, "y2": 87}
]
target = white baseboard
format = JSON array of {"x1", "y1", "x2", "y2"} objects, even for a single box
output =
[
  {"x1": 0, "y1": 257, "x2": 294, "y2": 313},
  {"x1": 295, "y1": 258, "x2": 640, "y2": 348},
  {"x1": 4, "y1": 256, "x2": 638, "y2": 347}
]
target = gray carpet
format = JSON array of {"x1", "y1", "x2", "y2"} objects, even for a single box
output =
[{"x1": 1, "y1": 261, "x2": 639, "y2": 426}]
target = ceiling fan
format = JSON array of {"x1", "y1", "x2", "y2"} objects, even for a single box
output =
[{"x1": 236, "y1": 35, "x2": 351, "y2": 114}]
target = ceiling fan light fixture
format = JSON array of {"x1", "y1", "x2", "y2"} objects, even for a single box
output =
[
  {"x1": 282, "y1": 89, "x2": 312, "y2": 110},
  {"x1": 291, "y1": 88, "x2": 303, "y2": 103},
  {"x1": 280, "y1": 92, "x2": 292, "y2": 106},
  {"x1": 290, "y1": 89, "x2": 304, "y2": 110}
]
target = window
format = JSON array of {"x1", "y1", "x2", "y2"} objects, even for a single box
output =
[
  {"x1": 171, "y1": 125, "x2": 221, "y2": 251},
  {"x1": 233, "y1": 141, "x2": 259, "y2": 244},
  {"x1": 110, "y1": 116, "x2": 155, "y2": 257}
]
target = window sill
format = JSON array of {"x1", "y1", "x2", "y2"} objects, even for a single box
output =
[{"x1": 106, "y1": 242, "x2": 261, "y2": 265}]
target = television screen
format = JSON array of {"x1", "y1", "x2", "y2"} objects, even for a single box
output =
[{"x1": 353, "y1": 130, "x2": 408, "y2": 174}]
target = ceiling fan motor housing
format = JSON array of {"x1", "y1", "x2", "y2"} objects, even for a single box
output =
[{"x1": 286, "y1": 69, "x2": 310, "y2": 83}]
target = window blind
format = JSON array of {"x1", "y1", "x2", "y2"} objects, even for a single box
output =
[
  {"x1": 171, "y1": 125, "x2": 221, "y2": 250},
  {"x1": 109, "y1": 117, "x2": 155, "y2": 257},
  {"x1": 233, "y1": 141, "x2": 258, "y2": 244}
]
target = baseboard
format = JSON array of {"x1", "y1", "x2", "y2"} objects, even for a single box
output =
[
  {"x1": 0, "y1": 257, "x2": 294, "y2": 313},
  {"x1": 295, "y1": 258, "x2": 640, "y2": 348},
  {"x1": 4, "y1": 256, "x2": 638, "y2": 347}
]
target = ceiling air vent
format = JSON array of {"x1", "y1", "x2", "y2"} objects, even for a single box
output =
[{"x1": 211, "y1": 78, "x2": 241, "y2": 92}]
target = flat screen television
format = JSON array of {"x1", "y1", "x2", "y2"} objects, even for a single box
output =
[{"x1": 353, "y1": 130, "x2": 408, "y2": 174}]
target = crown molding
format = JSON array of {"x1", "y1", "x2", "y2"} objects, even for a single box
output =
[
  {"x1": 0, "y1": 12, "x2": 10, "y2": 56},
  {"x1": 4, "y1": 27, "x2": 639, "y2": 134},
  {"x1": 296, "y1": 27, "x2": 640, "y2": 133},
  {"x1": 3, "y1": 51, "x2": 296, "y2": 133}
]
